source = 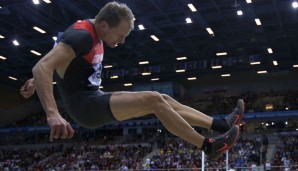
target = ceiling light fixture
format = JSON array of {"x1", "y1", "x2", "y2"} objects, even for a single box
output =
[
  {"x1": 221, "y1": 74, "x2": 231, "y2": 77},
  {"x1": 13, "y1": 40, "x2": 19, "y2": 46},
  {"x1": 187, "y1": 77, "x2": 197, "y2": 80},
  {"x1": 176, "y1": 69, "x2": 185, "y2": 73},
  {"x1": 32, "y1": 0, "x2": 40, "y2": 5},
  {"x1": 33, "y1": 26, "x2": 46, "y2": 34},
  {"x1": 186, "y1": 18, "x2": 192, "y2": 23},
  {"x1": 237, "y1": 10, "x2": 243, "y2": 15},
  {"x1": 255, "y1": 18, "x2": 262, "y2": 25},
  {"x1": 150, "y1": 35, "x2": 159, "y2": 41},
  {"x1": 250, "y1": 62, "x2": 261, "y2": 65},
  {"x1": 216, "y1": 52, "x2": 227, "y2": 56},
  {"x1": 206, "y1": 28, "x2": 214, "y2": 35},
  {"x1": 292, "y1": 1, "x2": 298, "y2": 8},
  {"x1": 43, "y1": 0, "x2": 51, "y2": 3},
  {"x1": 142, "y1": 72, "x2": 151, "y2": 75},
  {"x1": 176, "y1": 56, "x2": 187, "y2": 60},
  {"x1": 104, "y1": 65, "x2": 113, "y2": 68},
  {"x1": 187, "y1": 4, "x2": 197, "y2": 12},
  {"x1": 30, "y1": 50, "x2": 42, "y2": 56},
  {"x1": 0, "y1": 55, "x2": 7, "y2": 60},
  {"x1": 139, "y1": 61, "x2": 149, "y2": 65},
  {"x1": 257, "y1": 70, "x2": 267, "y2": 74},
  {"x1": 138, "y1": 24, "x2": 145, "y2": 30},
  {"x1": 8, "y1": 76, "x2": 17, "y2": 80},
  {"x1": 212, "y1": 65, "x2": 222, "y2": 69}
]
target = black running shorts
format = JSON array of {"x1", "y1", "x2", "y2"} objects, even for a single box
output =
[{"x1": 63, "y1": 90, "x2": 117, "y2": 129}]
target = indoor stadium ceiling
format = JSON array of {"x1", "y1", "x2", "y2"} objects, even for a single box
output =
[{"x1": 0, "y1": 0, "x2": 298, "y2": 88}]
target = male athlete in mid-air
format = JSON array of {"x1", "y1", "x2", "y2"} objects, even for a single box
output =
[{"x1": 21, "y1": 2, "x2": 244, "y2": 160}]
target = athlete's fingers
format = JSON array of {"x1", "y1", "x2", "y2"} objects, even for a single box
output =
[
  {"x1": 20, "y1": 86, "x2": 25, "y2": 91},
  {"x1": 22, "y1": 93, "x2": 29, "y2": 98},
  {"x1": 20, "y1": 89, "x2": 26, "y2": 95},
  {"x1": 54, "y1": 125, "x2": 61, "y2": 139},
  {"x1": 20, "y1": 90, "x2": 29, "y2": 97},
  {"x1": 61, "y1": 125, "x2": 68, "y2": 139},
  {"x1": 24, "y1": 80, "x2": 30, "y2": 88},
  {"x1": 66, "y1": 123, "x2": 74, "y2": 139},
  {"x1": 49, "y1": 128, "x2": 55, "y2": 142}
]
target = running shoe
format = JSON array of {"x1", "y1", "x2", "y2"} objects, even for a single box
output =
[
  {"x1": 225, "y1": 99, "x2": 244, "y2": 129},
  {"x1": 205, "y1": 125, "x2": 240, "y2": 160}
]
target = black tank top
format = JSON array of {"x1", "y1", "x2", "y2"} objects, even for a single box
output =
[{"x1": 54, "y1": 20, "x2": 104, "y2": 96}]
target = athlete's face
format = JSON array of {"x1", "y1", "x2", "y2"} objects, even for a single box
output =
[{"x1": 103, "y1": 19, "x2": 132, "y2": 48}]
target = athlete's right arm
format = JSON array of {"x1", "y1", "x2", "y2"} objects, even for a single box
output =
[
  {"x1": 32, "y1": 42, "x2": 75, "y2": 142},
  {"x1": 20, "y1": 78, "x2": 35, "y2": 98}
]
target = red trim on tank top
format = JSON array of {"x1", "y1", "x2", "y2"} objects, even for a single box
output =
[{"x1": 73, "y1": 20, "x2": 103, "y2": 65}]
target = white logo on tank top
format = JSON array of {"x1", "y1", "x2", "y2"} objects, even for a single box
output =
[
  {"x1": 88, "y1": 54, "x2": 103, "y2": 86},
  {"x1": 92, "y1": 54, "x2": 103, "y2": 64}
]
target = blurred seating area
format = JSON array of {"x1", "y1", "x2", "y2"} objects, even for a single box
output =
[
  {"x1": 2, "y1": 129, "x2": 297, "y2": 170},
  {"x1": 272, "y1": 135, "x2": 298, "y2": 170},
  {"x1": 181, "y1": 89, "x2": 298, "y2": 115}
]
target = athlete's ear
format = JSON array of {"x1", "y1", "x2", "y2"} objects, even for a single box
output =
[{"x1": 100, "y1": 21, "x2": 109, "y2": 30}]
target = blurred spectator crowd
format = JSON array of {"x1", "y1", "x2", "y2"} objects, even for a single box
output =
[{"x1": 1, "y1": 128, "x2": 297, "y2": 170}]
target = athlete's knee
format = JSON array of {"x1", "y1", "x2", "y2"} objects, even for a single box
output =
[
  {"x1": 146, "y1": 92, "x2": 175, "y2": 114},
  {"x1": 161, "y1": 94, "x2": 182, "y2": 111},
  {"x1": 161, "y1": 94, "x2": 177, "y2": 105},
  {"x1": 139, "y1": 91, "x2": 166, "y2": 109},
  {"x1": 143, "y1": 91, "x2": 163, "y2": 104},
  {"x1": 161, "y1": 94, "x2": 171, "y2": 101}
]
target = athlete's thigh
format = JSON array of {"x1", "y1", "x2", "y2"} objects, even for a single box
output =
[{"x1": 110, "y1": 91, "x2": 159, "y2": 121}]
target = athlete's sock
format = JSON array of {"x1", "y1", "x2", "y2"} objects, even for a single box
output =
[
  {"x1": 210, "y1": 118, "x2": 229, "y2": 132},
  {"x1": 201, "y1": 138, "x2": 211, "y2": 152}
]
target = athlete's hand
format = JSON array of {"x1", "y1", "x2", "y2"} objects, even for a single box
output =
[
  {"x1": 20, "y1": 78, "x2": 36, "y2": 98},
  {"x1": 47, "y1": 114, "x2": 74, "y2": 142}
]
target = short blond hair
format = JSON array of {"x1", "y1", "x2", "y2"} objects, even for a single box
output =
[{"x1": 95, "y1": 2, "x2": 134, "y2": 29}]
